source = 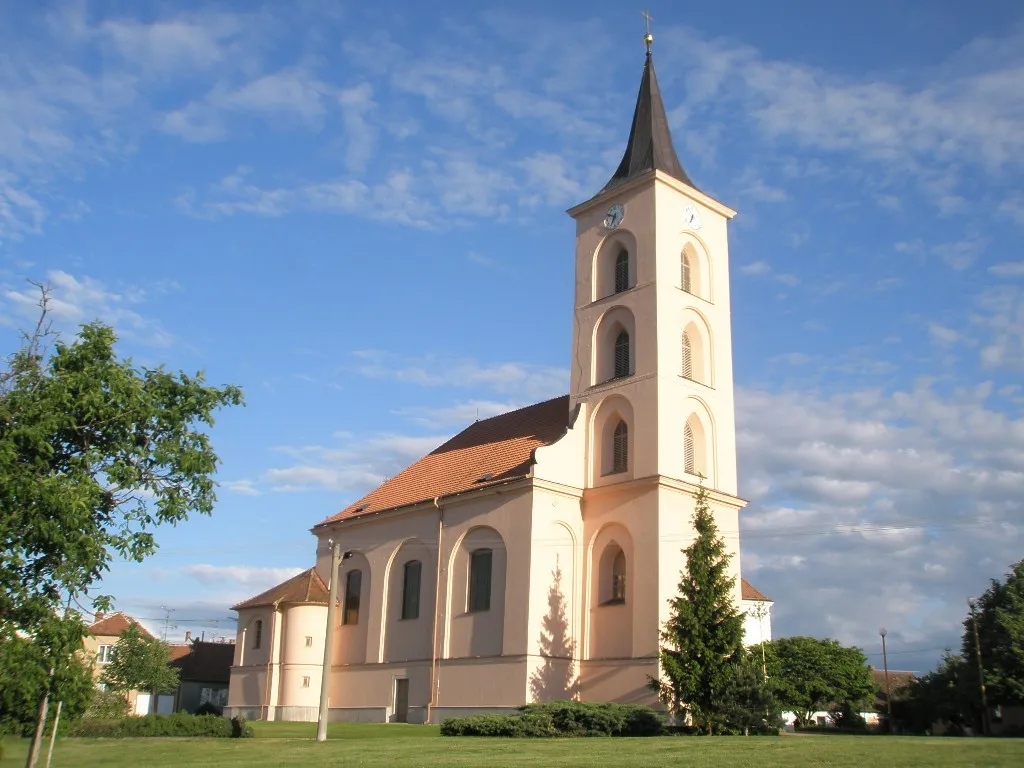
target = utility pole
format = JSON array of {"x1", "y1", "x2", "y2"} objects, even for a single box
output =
[
  {"x1": 316, "y1": 541, "x2": 343, "y2": 742},
  {"x1": 879, "y1": 628, "x2": 892, "y2": 733},
  {"x1": 968, "y1": 599, "x2": 990, "y2": 736}
]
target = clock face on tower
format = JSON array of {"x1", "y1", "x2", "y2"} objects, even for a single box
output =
[
  {"x1": 604, "y1": 203, "x2": 625, "y2": 230},
  {"x1": 683, "y1": 204, "x2": 702, "y2": 231}
]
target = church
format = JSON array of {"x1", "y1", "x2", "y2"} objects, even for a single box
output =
[{"x1": 226, "y1": 36, "x2": 773, "y2": 725}]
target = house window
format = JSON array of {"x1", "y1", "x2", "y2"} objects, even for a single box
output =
[
  {"x1": 96, "y1": 645, "x2": 113, "y2": 664},
  {"x1": 302, "y1": 676, "x2": 311, "y2": 688},
  {"x1": 681, "y1": 254, "x2": 692, "y2": 293},
  {"x1": 684, "y1": 423, "x2": 695, "y2": 475},
  {"x1": 682, "y1": 332, "x2": 693, "y2": 379},
  {"x1": 343, "y1": 570, "x2": 362, "y2": 625},
  {"x1": 611, "y1": 420, "x2": 628, "y2": 474},
  {"x1": 614, "y1": 249, "x2": 629, "y2": 293},
  {"x1": 253, "y1": 620, "x2": 262, "y2": 650},
  {"x1": 611, "y1": 549, "x2": 627, "y2": 602},
  {"x1": 468, "y1": 549, "x2": 493, "y2": 613},
  {"x1": 305, "y1": 636, "x2": 313, "y2": 647},
  {"x1": 614, "y1": 330, "x2": 630, "y2": 378},
  {"x1": 402, "y1": 560, "x2": 422, "y2": 620}
]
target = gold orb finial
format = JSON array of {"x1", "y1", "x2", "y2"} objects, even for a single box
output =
[{"x1": 642, "y1": 10, "x2": 654, "y2": 53}]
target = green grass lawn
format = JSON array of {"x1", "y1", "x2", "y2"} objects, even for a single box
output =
[{"x1": 2, "y1": 722, "x2": 1021, "y2": 767}]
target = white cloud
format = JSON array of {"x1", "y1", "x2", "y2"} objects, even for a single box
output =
[
  {"x1": 737, "y1": 382, "x2": 1024, "y2": 666},
  {"x1": 181, "y1": 564, "x2": 303, "y2": 589},
  {"x1": 928, "y1": 323, "x2": 959, "y2": 345},
  {"x1": 989, "y1": 262, "x2": 1024, "y2": 278},
  {"x1": 0, "y1": 173, "x2": 46, "y2": 242},
  {"x1": 394, "y1": 399, "x2": 523, "y2": 428},
  {"x1": 739, "y1": 260, "x2": 772, "y2": 276},
  {"x1": 999, "y1": 195, "x2": 1024, "y2": 225},
  {"x1": 220, "y1": 479, "x2": 262, "y2": 497},
  {"x1": 736, "y1": 168, "x2": 788, "y2": 203},
  {"x1": 2, "y1": 270, "x2": 173, "y2": 347},
  {"x1": 352, "y1": 350, "x2": 567, "y2": 400},
  {"x1": 932, "y1": 236, "x2": 987, "y2": 271}
]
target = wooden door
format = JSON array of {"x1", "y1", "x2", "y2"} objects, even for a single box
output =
[{"x1": 393, "y1": 679, "x2": 409, "y2": 723}]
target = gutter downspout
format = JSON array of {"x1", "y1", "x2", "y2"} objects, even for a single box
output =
[{"x1": 427, "y1": 496, "x2": 444, "y2": 724}]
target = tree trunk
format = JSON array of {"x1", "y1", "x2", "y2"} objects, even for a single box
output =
[{"x1": 25, "y1": 683, "x2": 51, "y2": 768}]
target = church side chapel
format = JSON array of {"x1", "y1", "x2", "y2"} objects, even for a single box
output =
[{"x1": 226, "y1": 32, "x2": 773, "y2": 725}]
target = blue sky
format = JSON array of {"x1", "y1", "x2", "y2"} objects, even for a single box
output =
[{"x1": 2, "y1": 0, "x2": 1022, "y2": 670}]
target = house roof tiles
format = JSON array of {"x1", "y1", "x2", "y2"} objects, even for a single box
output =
[
  {"x1": 87, "y1": 611, "x2": 154, "y2": 639},
  {"x1": 232, "y1": 567, "x2": 329, "y2": 611},
  {"x1": 741, "y1": 578, "x2": 771, "y2": 602},
  {"x1": 316, "y1": 396, "x2": 574, "y2": 527}
]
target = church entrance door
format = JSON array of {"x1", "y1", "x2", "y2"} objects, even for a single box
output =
[{"x1": 393, "y1": 678, "x2": 409, "y2": 723}]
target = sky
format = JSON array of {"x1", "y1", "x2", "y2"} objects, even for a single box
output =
[{"x1": 1, "y1": 0, "x2": 1022, "y2": 672}]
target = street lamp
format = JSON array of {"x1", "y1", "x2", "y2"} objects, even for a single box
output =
[{"x1": 879, "y1": 628, "x2": 892, "y2": 733}]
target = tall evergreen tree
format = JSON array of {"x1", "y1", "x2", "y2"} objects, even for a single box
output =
[{"x1": 650, "y1": 482, "x2": 744, "y2": 733}]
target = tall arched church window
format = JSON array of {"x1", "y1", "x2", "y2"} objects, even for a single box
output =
[
  {"x1": 401, "y1": 560, "x2": 422, "y2": 620},
  {"x1": 343, "y1": 569, "x2": 362, "y2": 625},
  {"x1": 614, "y1": 249, "x2": 629, "y2": 293},
  {"x1": 611, "y1": 549, "x2": 626, "y2": 602},
  {"x1": 614, "y1": 331, "x2": 630, "y2": 378},
  {"x1": 684, "y1": 423, "x2": 695, "y2": 475},
  {"x1": 682, "y1": 332, "x2": 693, "y2": 380},
  {"x1": 612, "y1": 420, "x2": 628, "y2": 473},
  {"x1": 468, "y1": 549, "x2": 493, "y2": 613},
  {"x1": 681, "y1": 253, "x2": 692, "y2": 293}
]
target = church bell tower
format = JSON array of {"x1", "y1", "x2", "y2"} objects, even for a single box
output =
[{"x1": 567, "y1": 34, "x2": 746, "y2": 666}]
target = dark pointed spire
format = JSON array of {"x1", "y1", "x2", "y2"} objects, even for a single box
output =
[{"x1": 600, "y1": 51, "x2": 697, "y2": 194}]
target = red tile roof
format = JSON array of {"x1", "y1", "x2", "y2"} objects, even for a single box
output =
[
  {"x1": 316, "y1": 396, "x2": 574, "y2": 527},
  {"x1": 741, "y1": 578, "x2": 771, "y2": 602},
  {"x1": 232, "y1": 567, "x2": 329, "y2": 611},
  {"x1": 87, "y1": 611, "x2": 154, "y2": 639}
]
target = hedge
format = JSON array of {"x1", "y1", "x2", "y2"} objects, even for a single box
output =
[
  {"x1": 65, "y1": 713, "x2": 253, "y2": 738},
  {"x1": 441, "y1": 701, "x2": 665, "y2": 738}
]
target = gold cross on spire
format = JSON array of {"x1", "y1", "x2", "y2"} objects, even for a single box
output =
[{"x1": 642, "y1": 10, "x2": 654, "y2": 53}]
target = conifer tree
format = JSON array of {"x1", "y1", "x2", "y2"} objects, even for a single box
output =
[{"x1": 650, "y1": 482, "x2": 744, "y2": 733}]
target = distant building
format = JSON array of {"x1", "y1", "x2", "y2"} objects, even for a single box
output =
[
  {"x1": 84, "y1": 611, "x2": 171, "y2": 715},
  {"x1": 228, "y1": 40, "x2": 771, "y2": 724},
  {"x1": 169, "y1": 639, "x2": 235, "y2": 714}
]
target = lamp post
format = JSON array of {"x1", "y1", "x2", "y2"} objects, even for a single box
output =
[
  {"x1": 316, "y1": 542, "x2": 343, "y2": 743},
  {"x1": 879, "y1": 627, "x2": 892, "y2": 733}
]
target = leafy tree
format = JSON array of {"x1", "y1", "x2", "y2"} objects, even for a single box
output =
[
  {"x1": 892, "y1": 651, "x2": 972, "y2": 734},
  {"x1": 715, "y1": 653, "x2": 781, "y2": 735},
  {"x1": 763, "y1": 636, "x2": 875, "y2": 726},
  {"x1": 0, "y1": 620, "x2": 93, "y2": 736},
  {"x1": 0, "y1": 289, "x2": 242, "y2": 638},
  {"x1": 962, "y1": 558, "x2": 1024, "y2": 707},
  {"x1": 101, "y1": 624, "x2": 180, "y2": 697},
  {"x1": 649, "y1": 482, "x2": 744, "y2": 733}
]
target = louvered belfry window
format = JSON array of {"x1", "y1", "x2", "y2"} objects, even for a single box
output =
[
  {"x1": 682, "y1": 332, "x2": 693, "y2": 379},
  {"x1": 615, "y1": 249, "x2": 629, "y2": 293},
  {"x1": 684, "y1": 423, "x2": 695, "y2": 474},
  {"x1": 614, "y1": 330, "x2": 630, "y2": 378},
  {"x1": 681, "y1": 254, "x2": 692, "y2": 293},
  {"x1": 612, "y1": 420, "x2": 628, "y2": 473}
]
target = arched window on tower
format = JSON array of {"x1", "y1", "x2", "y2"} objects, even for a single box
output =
[
  {"x1": 614, "y1": 249, "x2": 629, "y2": 293},
  {"x1": 611, "y1": 548, "x2": 626, "y2": 602},
  {"x1": 681, "y1": 253, "x2": 692, "y2": 294},
  {"x1": 252, "y1": 619, "x2": 262, "y2": 650},
  {"x1": 684, "y1": 423, "x2": 695, "y2": 475},
  {"x1": 682, "y1": 332, "x2": 693, "y2": 380},
  {"x1": 612, "y1": 420, "x2": 628, "y2": 473},
  {"x1": 614, "y1": 330, "x2": 630, "y2": 378}
]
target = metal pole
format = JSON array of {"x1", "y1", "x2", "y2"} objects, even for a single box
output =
[
  {"x1": 316, "y1": 541, "x2": 342, "y2": 742},
  {"x1": 43, "y1": 700, "x2": 62, "y2": 768},
  {"x1": 879, "y1": 628, "x2": 892, "y2": 733},
  {"x1": 968, "y1": 600, "x2": 990, "y2": 736}
]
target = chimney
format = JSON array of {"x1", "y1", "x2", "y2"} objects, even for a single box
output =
[
  {"x1": 94, "y1": 611, "x2": 105, "y2": 623},
  {"x1": 185, "y1": 631, "x2": 191, "y2": 643}
]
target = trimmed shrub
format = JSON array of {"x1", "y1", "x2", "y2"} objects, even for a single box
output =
[
  {"x1": 231, "y1": 715, "x2": 254, "y2": 738},
  {"x1": 66, "y1": 713, "x2": 237, "y2": 738},
  {"x1": 441, "y1": 701, "x2": 665, "y2": 738},
  {"x1": 84, "y1": 690, "x2": 130, "y2": 719}
]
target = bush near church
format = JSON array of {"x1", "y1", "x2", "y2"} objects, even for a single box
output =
[
  {"x1": 441, "y1": 701, "x2": 665, "y2": 737},
  {"x1": 65, "y1": 712, "x2": 253, "y2": 739}
]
